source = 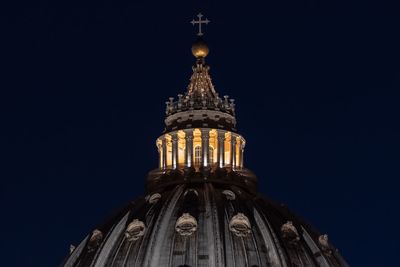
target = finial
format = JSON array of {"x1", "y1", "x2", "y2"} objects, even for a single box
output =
[
  {"x1": 191, "y1": 38, "x2": 209, "y2": 58},
  {"x1": 190, "y1": 13, "x2": 210, "y2": 58},
  {"x1": 191, "y1": 13, "x2": 210, "y2": 36}
]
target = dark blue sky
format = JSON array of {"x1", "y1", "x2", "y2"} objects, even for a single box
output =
[{"x1": 1, "y1": 1, "x2": 399, "y2": 266}]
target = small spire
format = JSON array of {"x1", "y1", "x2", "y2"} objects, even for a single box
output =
[
  {"x1": 163, "y1": 14, "x2": 235, "y2": 117},
  {"x1": 186, "y1": 59, "x2": 217, "y2": 99}
]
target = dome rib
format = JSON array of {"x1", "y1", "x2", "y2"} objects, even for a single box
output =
[{"x1": 62, "y1": 183, "x2": 349, "y2": 267}]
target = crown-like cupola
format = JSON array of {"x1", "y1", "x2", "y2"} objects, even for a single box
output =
[
  {"x1": 164, "y1": 39, "x2": 237, "y2": 132},
  {"x1": 147, "y1": 14, "x2": 254, "y2": 194}
]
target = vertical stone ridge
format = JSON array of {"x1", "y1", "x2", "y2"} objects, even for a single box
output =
[
  {"x1": 253, "y1": 208, "x2": 286, "y2": 267},
  {"x1": 301, "y1": 226, "x2": 330, "y2": 267},
  {"x1": 93, "y1": 212, "x2": 130, "y2": 267},
  {"x1": 201, "y1": 184, "x2": 222, "y2": 266},
  {"x1": 143, "y1": 185, "x2": 184, "y2": 267},
  {"x1": 62, "y1": 235, "x2": 89, "y2": 267},
  {"x1": 132, "y1": 195, "x2": 163, "y2": 266}
]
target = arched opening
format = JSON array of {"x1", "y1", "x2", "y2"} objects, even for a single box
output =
[
  {"x1": 235, "y1": 136, "x2": 241, "y2": 168},
  {"x1": 177, "y1": 130, "x2": 186, "y2": 166},
  {"x1": 209, "y1": 129, "x2": 218, "y2": 166},
  {"x1": 193, "y1": 129, "x2": 202, "y2": 166},
  {"x1": 165, "y1": 134, "x2": 172, "y2": 167},
  {"x1": 194, "y1": 146, "x2": 202, "y2": 166},
  {"x1": 224, "y1": 131, "x2": 231, "y2": 165},
  {"x1": 209, "y1": 146, "x2": 214, "y2": 164}
]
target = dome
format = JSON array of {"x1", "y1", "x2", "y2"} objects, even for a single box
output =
[
  {"x1": 61, "y1": 171, "x2": 348, "y2": 267},
  {"x1": 60, "y1": 14, "x2": 349, "y2": 267}
]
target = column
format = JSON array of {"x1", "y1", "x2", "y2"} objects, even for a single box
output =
[
  {"x1": 217, "y1": 130, "x2": 225, "y2": 168},
  {"x1": 157, "y1": 141, "x2": 162, "y2": 169},
  {"x1": 236, "y1": 138, "x2": 240, "y2": 170},
  {"x1": 184, "y1": 129, "x2": 194, "y2": 167},
  {"x1": 201, "y1": 129, "x2": 210, "y2": 167},
  {"x1": 240, "y1": 139, "x2": 245, "y2": 168},
  {"x1": 171, "y1": 132, "x2": 178, "y2": 169},
  {"x1": 231, "y1": 134, "x2": 236, "y2": 169},
  {"x1": 162, "y1": 136, "x2": 167, "y2": 169}
]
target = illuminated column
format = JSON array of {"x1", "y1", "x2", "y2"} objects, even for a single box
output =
[
  {"x1": 184, "y1": 129, "x2": 194, "y2": 167},
  {"x1": 162, "y1": 136, "x2": 167, "y2": 169},
  {"x1": 230, "y1": 134, "x2": 236, "y2": 169},
  {"x1": 157, "y1": 140, "x2": 162, "y2": 169},
  {"x1": 235, "y1": 138, "x2": 239, "y2": 170},
  {"x1": 240, "y1": 139, "x2": 245, "y2": 168},
  {"x1": 201, "y1": 129, "x2": 210, "y2": 167},
  {"x1": 217, "y1": 130, "x2": 225, "y2": 168},
  {"x1": 171, "y1": 132, "x2": 178, "y2": 169}
]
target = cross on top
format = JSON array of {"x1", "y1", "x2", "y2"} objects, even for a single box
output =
[{"x1": 191, "y1": 13, "x2": 210, "y2": 36}]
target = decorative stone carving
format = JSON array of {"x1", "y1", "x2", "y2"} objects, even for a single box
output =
[
  {"x1": 281, "y1": 221, "x2": 300, "y2": 244},
  {"x1": 175, "y1": 213, "x2": 197, "y2": 236},
  {"x1": 319, "y1": 234, "x2": 332, "y2": 254},
  {"x1": 69, "y1": 244, "x2": 75, "y2": 254},
  {"x1": 230, "y1": 99, "x2": 235, "y2": 113},
  {"x1": 88, "y1": 229, "x2": 103, "y2": 251},
  {"x1": 229, "y1": 213, "x2": 251, "y2": 237},
  {"x1": 222, "y1": 190, "x2": 236, "y2": 200},
  {"x1": 148, "y1": 193, "x2": 161, "y2": 204},
  {"x1": 177, "y1": 94, "x2": 183, "y2": 109},
  {"x1": 125, "y1": 219, "x2": 146, "y2": 241}
]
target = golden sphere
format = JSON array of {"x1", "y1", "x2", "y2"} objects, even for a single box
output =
[{"x1": 191, "y1": 38, "x2": 209, "y2": 58}]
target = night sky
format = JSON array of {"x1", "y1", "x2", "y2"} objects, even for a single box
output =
[{"x1": 1, "y1": 1, "x2": 400, "y2": 266}]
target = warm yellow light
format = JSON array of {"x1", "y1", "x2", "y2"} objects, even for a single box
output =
[
  {"x1": 193, "y1": 129, "x2": 202, "y2": 167},
  {"x1": 165, "y1": 134, "x2": 172, "y2": 167},
  {"x1": 209, "y1": 129, "x2": 218, "y2": 165},
  {"x1": 177, "y1": 130, "x2": 186, "y2": 166},
  {"x1": 157, "y1": 129, "x2": 244, "y2": 170},
  {"x1": 224, "y1": 132, "x2": 231, "y2": 165},
  {"x1": 236, "y1": 136, "x2": 241, "y2": 168}
]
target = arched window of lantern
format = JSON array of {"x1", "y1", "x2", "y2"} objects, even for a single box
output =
[
  {"x1": 209, "y1": 129, "x2": 218, "y2": 165},
  {"x1": 224, "y1": 132, "x2": 232, "y2": 165},
  {"x1": 165, "y1": 134, "x2": 172, "y2": 167},
  {"x1": 193, "y1": 129, "x2": 202, "y2": 166},
  {"x1": 194, "y1": 146, "x2": 202, "y2": 166},
  {"x1": 177, "y1": 130, "x2": 186, "y2": 166},
  {"x1": 236, "y1": 135, "x2": 241, "y2": 168},
  {"x1": 209, "y1": 146, "x2": 214, "y2": 164}
]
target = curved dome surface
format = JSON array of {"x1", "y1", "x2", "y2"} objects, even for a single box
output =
[
  {"x1": 61, "y1": 16, "x2": 349, "y2": 267},
  {"x1": 62, "y1": 176, "x2": 348, "y2": 267}
]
